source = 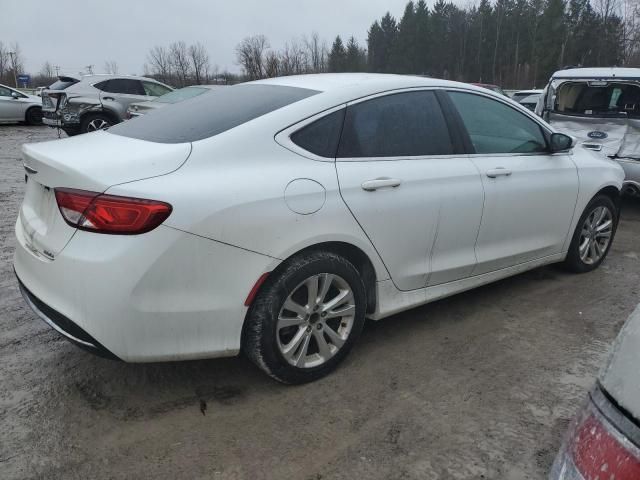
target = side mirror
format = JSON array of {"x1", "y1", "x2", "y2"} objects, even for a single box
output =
[
  {"x1": 11, "y1": 92, "x2": 19, "y2": 99},
  {"x1": 549, "y1": 132, "x2": 575, "y2": 153}
]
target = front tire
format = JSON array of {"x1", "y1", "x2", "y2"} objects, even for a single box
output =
[
  {"x1": 564, "y1": 194, "x2": 618, "y2": 273},
  {"x1": 243, "y1": 251, "x2": 367, "y2": 384}
]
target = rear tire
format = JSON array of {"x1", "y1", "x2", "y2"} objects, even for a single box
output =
[
  {"x1": 80, "y1": 113, "x2": 114, "y2": 133},
  {"x1": 25, "y1": 107, "x2": 43, "y2": 125},
  {"x1": 243, "y1": 251, "x2": 367, "y2": 384},
  {"x1": 563, "y1": 194, "x2": 618, "y2": 273}
]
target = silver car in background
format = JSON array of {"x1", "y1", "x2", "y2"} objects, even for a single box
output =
[
  {"x1": 537, "y1": 68, "x2": 640, "y2": 197},
  {"x1": 41, "y1": 74, "x2": 172, "y2": 136},
  {"x1": 126, "y1": 85, "x2": 226, "y2": 118},
  {"x1": 0, "y1": 83, "x2": 42, "y2": 125}
]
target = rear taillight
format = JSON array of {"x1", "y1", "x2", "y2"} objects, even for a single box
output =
[
  {"x1": 550, "y1": 394, "x2": 640, "y2": 480},
  {"x1": 54, "y1": 188, "x2": 172, "y2": 235}
]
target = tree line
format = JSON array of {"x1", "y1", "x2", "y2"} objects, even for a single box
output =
[
  {"x1": 234, "y1": 0, "x2": 640, "y2": 88},
  {"x1": 4, "y1": 0, "x2": 640, "y2": 90}
]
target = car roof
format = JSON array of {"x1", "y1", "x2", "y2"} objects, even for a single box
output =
[
  {"x1": 514, "y1": 89, "x2": 542, "y2": 94},
  {"x1": 255, "y1": 73, "x2": 491, "y2": 98},
  {"x1": 551, "y1": 67, "x2": 640, "y2": 79},
  {"x1": 78, "y1": 74, "x2": 163, "y2": 83}
]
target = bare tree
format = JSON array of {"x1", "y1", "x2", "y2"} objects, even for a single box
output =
[
  {"x1": 104, "y1": 60, "x2": 119, "y2": 74},
  {"x1": 0, "y1": 42, "x2": 10, "y2": 84},
  {"x1": 40, "y1": 61, "x2": 55, "y2": 78},
  {"x1": 303, "y1": 32, "x2": 328, "y2": 73},
  {"x1": 235, "y1": 35, "x2": 269, "y2": 79},
  {"x1": 170, "y1": 41, "x2": 192, "y2": 86},
  {"x1": 189, "y1": 42, "x2": 210, "y2": 84},
  {"x1": 279, "y1": 39, "x2": 308, "y2": 75},
  {"x1": 146, "y1": 45, "x2": 172, "y2": 84},
  {"x1": 264, "y1": 50, "x2": 280, "y2": 77}
]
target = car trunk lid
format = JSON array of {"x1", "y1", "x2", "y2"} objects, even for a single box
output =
[{"x1": 19, "y1": 132, "x2": 191, "y2": 259}]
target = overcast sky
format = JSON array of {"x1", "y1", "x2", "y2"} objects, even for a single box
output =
[{"x1": 3, "y1": 0, "x2": 420, "y2": 77}]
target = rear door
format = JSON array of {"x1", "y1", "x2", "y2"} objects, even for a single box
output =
[
  {"x1": 98, "y1": 79, "x2": 149, "y2": 119},
  {"x1": 447, "y1": 90, "x2": 579, "y2": 275},
  {"x1": 336, "y1": 89, "x2": 484, "y2": 291}
]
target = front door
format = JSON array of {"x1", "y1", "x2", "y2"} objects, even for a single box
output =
[{"x1": 447, "y1": 90, "x2": 579, "y2": 275}]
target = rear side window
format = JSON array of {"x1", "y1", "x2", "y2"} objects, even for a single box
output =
[
  {"x1": 100, "y1": 79, "x2": 145, "y2": 95},
  {"x1": 449, "y1": 91, "x2": 547, "y2": 154},
  {"x1": 337, "y1": 91, "x2": 453, "y2": 158},
  {"x1": 109, "y1": 84, "x2": 319, "y2": 143},
  {"x1": 291, "y1": 109, "x2": 345, "y2": 158}
]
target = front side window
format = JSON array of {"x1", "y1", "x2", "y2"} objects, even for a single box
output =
[
  {"x1": 0, "y1": 86, "x2": 13, "y2": 97},
  {"x1": 337, "y1": 90, "x2": 453, "y2": 158},
  {"x1": 449, "y1": 91, "x2": 547, "y2": 154},
  {"x1": 143, "y1": 81, "x2": 172, "y2": 97}
]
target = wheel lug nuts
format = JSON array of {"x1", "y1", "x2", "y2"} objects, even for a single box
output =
[
  {"x1": 306, "y1": 326, "x2": 312, "y2": 332},
  {"x1": 321, "y1": 312, "x2": 327, "y2": 317},
  {"x1": 313, "y1": 306, "x2": 319, "y2": 311},
  {"x1": 316, "y1": 323, "x2": 322, "y2": 330}
]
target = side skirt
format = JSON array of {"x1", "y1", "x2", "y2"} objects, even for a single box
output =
[{"x1": 370, "y1": 252, "x2": 566, "y2": 320}]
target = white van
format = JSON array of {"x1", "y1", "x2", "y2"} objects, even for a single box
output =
[{"x1": 536, "y1": 67, "x2": 640, "y2": 196}]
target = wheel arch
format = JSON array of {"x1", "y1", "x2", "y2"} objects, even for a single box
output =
[
  {"x1": 80, "y1": 108, "x2": 120, "y2": 127},
  {"x1": 595, "y1": 184, "x2": 622, "y2": 210},
  {"x1": 24, "y1": 105, "x2": 41, "y2": 121},
  {"x1": 250, "y1": 241, "x2": 379, "y2": 315}
]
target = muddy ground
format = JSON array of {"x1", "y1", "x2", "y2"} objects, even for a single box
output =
[{"x1": 1, "y1": 124, "x2": 639, "y2": 479}]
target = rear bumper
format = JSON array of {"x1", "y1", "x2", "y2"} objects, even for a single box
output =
[
  {"x1": 14, "y1": 217, "x2": 274, "y2": 362},
  {"x1": 17, "y1": 275, "x2": 120, "y2": 360}
]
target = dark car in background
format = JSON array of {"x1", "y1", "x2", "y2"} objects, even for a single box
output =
[{"x1": 41, "y1": 74, "x2": 172, "y2": 135}]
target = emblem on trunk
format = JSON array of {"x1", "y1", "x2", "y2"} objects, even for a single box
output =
[{"x1": 588, "y1": 131, "x2": 608, "y2": 139}]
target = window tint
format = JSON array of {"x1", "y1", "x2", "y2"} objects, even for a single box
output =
[
  {"x1": 109, "y1": 84, "x2": 319, "y2": 143},
  {"x1": 337, "y1": 91, "x2": 453, "y2": 158},
  {"x1": 143, "y1": 81, "x2": 172, "y2": 97},
  {"x1": 93, "y1": 80, "x2": 108, "y2": 91},
  {"x1": 0, "y1": 86, "x2": 12, "y2": 97},
  {"x1": 291, "y1": 109, "x2": 345, "y2": 158},
  {"x1": 449, "y1": 92, "x2": 547, "y2": 154},
  {"x1": 101, "y1": 79, "x2": 145, "y2": 95}
]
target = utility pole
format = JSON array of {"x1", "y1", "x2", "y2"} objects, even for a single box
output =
[
  {"x1": 8, "y1": 51, "x2": 18, "y2": 87},
  {"x1": 85, "y1": 64, "x2": 94, "y2": 75}
]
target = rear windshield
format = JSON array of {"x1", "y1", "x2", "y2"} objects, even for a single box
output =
[
  {"x1": 156, "y1": 86, "x2": 210, "y2": 104},
  {"x1": 49, "y1": 77, "x2": 79, "y2": 90},
  {"x1": 554, "y1": 81, "x2": 640, "y2": 117},
  {"x1": 109, "y1": 84, "x2": 319, "y2": 143}
]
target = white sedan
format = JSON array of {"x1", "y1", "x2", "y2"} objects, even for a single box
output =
[
  {"x1": 14, "y1": 74, "x2": 624, "y2": 383},
  {"x1": 0, "y1": 83, "x2": 42, "y2": 124}
]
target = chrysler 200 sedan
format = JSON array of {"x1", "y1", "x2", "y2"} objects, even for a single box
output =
[{"x1": 14, "y1": 74, "x2": 624, "y2": 383}]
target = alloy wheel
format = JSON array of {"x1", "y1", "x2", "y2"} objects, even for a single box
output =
[
  {"x1": 276, "y1": 273, "x2": 356, "y2": 369},
  {"x1": 87, "y1": 118, "x2": 110, "y2": 131},
  {"x1": 578, "y1": 205, "x2": 613, "y2": 265}
]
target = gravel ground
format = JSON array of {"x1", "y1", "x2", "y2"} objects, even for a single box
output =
[{"x1": 1, "y1": 124, "x2": 639, "y2": 480}]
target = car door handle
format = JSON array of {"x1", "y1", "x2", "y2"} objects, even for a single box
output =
[
  {"x1": 486, "y1": 168, "x2": 512, "y2": 178},
  {"x1": 361, "y1": 178, "x2": 402, "y2": 191},
  {"x1": 103, "y1": 96, "x2": 115, "y2": 101}
]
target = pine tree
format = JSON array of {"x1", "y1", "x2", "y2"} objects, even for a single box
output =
[{"x1": 328, "y1": 36, "x2": 348, "y2": 72}]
